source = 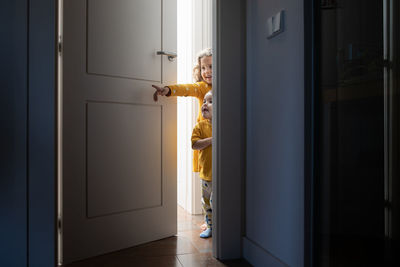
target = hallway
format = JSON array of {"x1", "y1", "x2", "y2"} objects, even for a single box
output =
[{"x1": 63, "y1": 206, "x2": 251, "y2": 267}]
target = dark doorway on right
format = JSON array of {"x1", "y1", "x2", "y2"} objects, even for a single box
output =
[{"x1": 313, "y1": 0, "x2": 400, "y2": 266}]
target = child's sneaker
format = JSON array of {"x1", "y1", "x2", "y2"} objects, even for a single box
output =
[{"x1": 200, "y1": 228, "x2": 212, "y2": 238}]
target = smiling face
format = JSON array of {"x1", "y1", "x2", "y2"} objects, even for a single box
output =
[
  {"x1": 201, "y1": 91, "x2": 213, "y2": 120},
  {"x1": 200, "y1": 56, "x2": 212, "y2": 84}
]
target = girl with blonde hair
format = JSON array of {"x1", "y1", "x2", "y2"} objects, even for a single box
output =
[
  {"x1": 152, "y1": 47, "x2": 212, "y2": 173},
  {"x1": 152, "y1": 48, "x2": 213, "y2": 237}
]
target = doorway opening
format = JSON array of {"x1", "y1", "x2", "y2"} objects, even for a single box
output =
[
  {"x1": 57, "y1": 0, "x2": 214, "y2": 265},
  {"x1": 176, "y1": 0, "x2": 213, "y2": 255}
]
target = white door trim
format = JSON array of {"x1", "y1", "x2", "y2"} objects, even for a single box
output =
[{"x1": 212, "y1": 0, "x2": 246, "y2": 260}]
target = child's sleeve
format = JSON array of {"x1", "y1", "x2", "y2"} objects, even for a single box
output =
[
  {"x1": 168, "y1": 82, "x2": 207, "y2": 98},
  {"x1": 191, "y1": 123, "x2": 202, "y2": 147}
]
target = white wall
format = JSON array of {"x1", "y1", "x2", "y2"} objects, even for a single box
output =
[{"x1": 244, "y1": 0, "x2": 305, "y2": 266}]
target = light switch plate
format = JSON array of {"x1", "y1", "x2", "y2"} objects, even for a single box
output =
[{"x1": 267, "y1": 10, "x2": 284, "y2": 39}]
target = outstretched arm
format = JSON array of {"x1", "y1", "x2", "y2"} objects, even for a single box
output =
[
  {"x1": 152, "y1": 82, "x2": 210, "y2": 101},
  {"x1": 152, "y1": 85, "x2": 171, "y2": 101},
  {"x1": 167, "y1": 82, "x2": 208, "y2": 98},
  {"x1": 192, "y1": 137, "x2": 212, "y2": 150}
]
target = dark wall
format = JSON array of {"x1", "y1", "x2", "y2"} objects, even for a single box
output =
[
  {"x1": 0, "y1": 0, "x2": 57, "y2": 266},
  {"x1": 0, "y1": 0, "x2": 28, "y2": 266},
  {"x1": 244, "y1": 0, "x2": 305, "y2": 266},
  {"x1": 28, "y1": 0, "x2": 57, "y2": 266}
]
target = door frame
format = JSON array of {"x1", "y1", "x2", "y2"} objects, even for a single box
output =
[
  {"x1": 212, "y1": 0, "x2": 246, "y2": 260},
  {"x1": 26, "y1": 0, "x2": 246, "y2": 265},
  {"x1": 304, "y1": 0, "x2": 316, "y2": 266}
]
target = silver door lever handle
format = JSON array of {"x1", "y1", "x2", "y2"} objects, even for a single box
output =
[{"x1": 156, "y1": 51, "x2": 177, "y2": 61}]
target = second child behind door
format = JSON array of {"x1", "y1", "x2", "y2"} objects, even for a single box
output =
[{"x1": 191, "y1": 91, "x2": 213, "y2": 238}]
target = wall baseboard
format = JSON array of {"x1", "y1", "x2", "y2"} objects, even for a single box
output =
[{"x1": 243, "y1": 237, "x2": 289, "y2": 267}]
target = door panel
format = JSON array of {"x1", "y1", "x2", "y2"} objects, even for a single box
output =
[
  {"x1": 87, "y1": 0, "x2": 162, "y2": 81},
  {"x1": 86, "y1": 102, "x2": 162, "y2": 218},
  {"x1": 62, "y1": 0, "x2": 177, "y2": 263}
]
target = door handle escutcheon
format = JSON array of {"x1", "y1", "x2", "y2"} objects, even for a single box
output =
[{"x1": 156, "y1": 51, "x2": 177, "y2": 61}]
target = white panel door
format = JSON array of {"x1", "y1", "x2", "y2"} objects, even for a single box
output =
[{"x1": 62, "y1": 0, "x2": 177, "y2": 263}]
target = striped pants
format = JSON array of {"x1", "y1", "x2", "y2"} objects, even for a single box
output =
[{"x1": 201, "y1": 180, "x2": 213, "y2": 229}]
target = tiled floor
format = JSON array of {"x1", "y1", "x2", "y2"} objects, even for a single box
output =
[{"x1": 63, "y1": 206, "x2": 252, "y2": 267}]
